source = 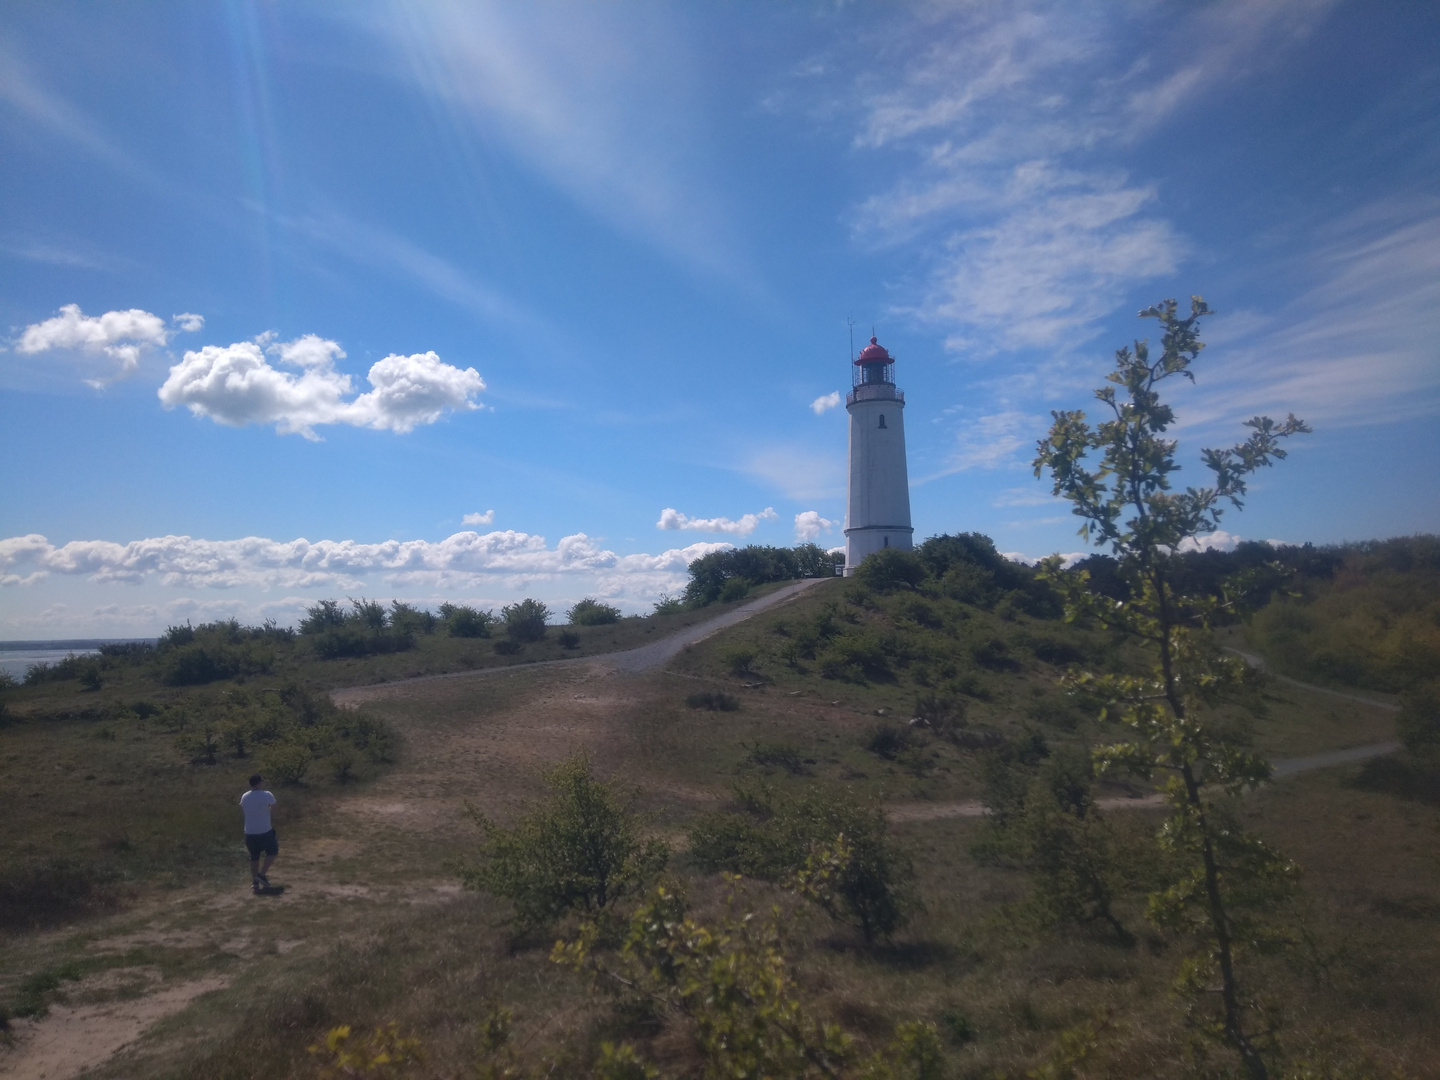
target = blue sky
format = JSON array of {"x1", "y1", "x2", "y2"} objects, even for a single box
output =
[{"x1": 2, "y1": 1, "x2": 1437, "y2": 637}]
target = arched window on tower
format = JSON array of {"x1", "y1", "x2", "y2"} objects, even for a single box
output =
[
  {"x1": 878, "y1": 414, "x2": 887, "y2": 429},
  {"x1": 883, "y1": 536, "x2": 889, "y2": 548}
]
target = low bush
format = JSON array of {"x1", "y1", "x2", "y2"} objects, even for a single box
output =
[
  {"x1": 687, "y1": 785, "x2": 916, "y2": 941},
  {"x1": 819, "y1": 630, "x2": 892, "y2": 684},
  {"x1": 557, "y1": 629, "x2": 581, "y2": 649},
  {"x1": 854, "y1": 548, "x2": 926, "y2": 593},
  {"x1": 863, "y1": 721, "x2": 917, "y2": 760},
  {"x1": 456, "y1": 753, "x2": 668, "y2": 931},
  {"x1": 1397, "y1": 680, "x2": 1440, "y2": 762},
  {"x1": 167, "y1": 683, "x2": 393, "y2": 783},
  {"x1": 297, "y1": 600, "x2": 418, "y2": 660},
  {"x1": 502, "y1": 598, "x2": 550, "y2": 643},
  {"x1": 722, "y1": 646, "x2": 757, "y2": 677},
  {"x1": 745, "y1": 739, "x2": 806, "y2": 774},
  {"x1": 492, "y1": 639, "x2": 521, "y2": 656},
  {"x1": 567, "y1": 597, "x2": 622, "y2": 625},
  {"x1": 719, "y1": 577, "x2": 752, "y2": 602},
  {"x1": 440, "y1": 603, "x2": 492, "y2": 638}
]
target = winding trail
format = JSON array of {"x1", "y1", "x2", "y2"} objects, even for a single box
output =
[
  {"x1": 890, "y1": 652, "x2": 1401, "y2": 823},
  {"x1": 332, "y1": 578, "x2": 830, "y2": 707}
]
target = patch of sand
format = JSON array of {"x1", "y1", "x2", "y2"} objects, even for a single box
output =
[{"x1": 1, "y1": 975, "x2": 228, "y2": 1080}]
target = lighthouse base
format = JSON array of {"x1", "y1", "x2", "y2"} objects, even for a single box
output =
[{"x1": 843, "y1": 525, "x2": 915, "y2": 576}]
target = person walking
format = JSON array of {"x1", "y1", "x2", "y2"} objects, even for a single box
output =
[{"x1": 240, "y1": 772, "x2": 278, "y2": 894}]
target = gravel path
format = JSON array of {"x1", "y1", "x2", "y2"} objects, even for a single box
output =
[{"x1": 332, "y1": 577, "x2": 830, "y2": 706}]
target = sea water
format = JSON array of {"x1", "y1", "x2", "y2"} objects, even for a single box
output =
[{"x1": 0, "y1": 640, "x2": 155, "y2": 682}]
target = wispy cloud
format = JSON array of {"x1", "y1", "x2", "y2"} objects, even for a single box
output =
[
  {"x1": 992, "y1": 487, "x2": 1058, "y2": 508},
  {"x1": 463, "y1": 510, "x2": 495, "y2": 527},
  {"x1": 1175, "y1": 200, "x2": 1440, "y2": 436},
  {"x1": 280, "y1": 208, "x2": 547, "y2": 337},
  {"x1": 838, "y1": 2, "x2": 1337, "y2": 354},
  {"x1": 344, "y1": 4, "x2": 743, "y2": 283},
  {"x1": 920, "y1": 410, "x2": 1043, "y2": 481},
  {"x1": 811, "y1": 390, "x2": 842, "y2": 415}
]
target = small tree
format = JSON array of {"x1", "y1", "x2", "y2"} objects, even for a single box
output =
[
  {"x1": 1033, "y1": 297, "x2": 1308, "y2": 1079},
  {"x1": 457, "y1": 753, "x2": 668, "y2": 931},
  {"x1": 502, "y1": 598, "x2": 551, "y2": 643}
]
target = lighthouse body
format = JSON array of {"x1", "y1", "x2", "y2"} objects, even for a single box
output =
[{"x1": 844, "y1": 337, "x2": 913, "y2": 575}]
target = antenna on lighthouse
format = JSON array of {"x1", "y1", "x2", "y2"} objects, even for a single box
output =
[{"x1": 847, "y1": 317, "x2": 855, "y2": 362}]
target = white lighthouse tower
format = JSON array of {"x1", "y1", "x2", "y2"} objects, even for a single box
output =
[{"x1": 844, "y1": 335, "x2": 913, "y2": 575}]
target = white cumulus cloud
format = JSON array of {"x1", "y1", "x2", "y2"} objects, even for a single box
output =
[
  {"x1": 156, "y1": 335, "x2": 485, "y2": 439},
  {"x1": 463, "y1": 509, "x2": 495, "y2": 526},
  {"x1": 1177, "y1": 529, "x2": 1242, "y2": 554},
  {"x1": 811, "y1": 390, "x2": 842, "y2": 415},
  {"x1": 15, "y1": 302, "x2": 198, "y2": 386},
  {"x1": 0, "y1": 531, "x2": 736, "y2": 623},
  {"x1": 656, "y1": 506, "x2": 777, "y2": 536},
  {"x1": 172, "y1": 313, "x2": 204, "y2": 333},
  {"x1": 793, "y1": 510, "x2": 836, "y2": 542}
]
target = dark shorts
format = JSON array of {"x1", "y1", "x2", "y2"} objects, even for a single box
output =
[{"x1": 245, "y1": 830, "x2": 278, "y2": 858}]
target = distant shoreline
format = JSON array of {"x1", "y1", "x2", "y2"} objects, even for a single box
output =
[{"x1": 0, "y1": 638, "x2": 158, "y2": 651}]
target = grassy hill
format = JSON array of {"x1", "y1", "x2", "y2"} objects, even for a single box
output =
[{"x1": 1, "y1": 556, "x2": 1436, "y2": 1078}]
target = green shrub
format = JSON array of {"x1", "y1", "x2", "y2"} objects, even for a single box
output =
[
  {"x1": 263, "y1": 742, "x2": 312, "y2": 785},
  {"x1": 864, "y1": 721, "x2": 918, "y2": 760},
  {"x1": 818, "y1": 630, "x2": 891, "y2": 683},
  {"x1": 457, "y1": 753, "x2": 668, "y2": 930},
  {"x1": 389, "y1": 600, "x2": 438, "y2": 636},
  {"x1": 971, "y1": 636, "x2": 1019, "y2": 671},
  {"x1": 558, "y1": 629, "x2": 581, "y2": 649},
  {"x1": 722, "y1": 646, "x2": 757, "y2": 677},
  {"x1": 503, "y1": 598, "x2": 551, "y2": 643},
  {"x1": 855, "y1": 548, "x2": 926, "y2": 593},
  {"x1": 568, "y1": 597, "x2": 622, "y2": 625},
  {"x1": 441, "y1": 603, "x2": 492, "y2": 638},
  {"x1": 1397, "y1": 680, "x2": 1440, "y2": 762},
  {"x1": 687, "y1": 785, "x2": 916, "y2": 941},
  {"x1": 493, "y1": 639, "x2": 521, "y2": 656},
  {"x1": 299, "y1": 599, "x2": 347, "y2": 634},
  {"x1": 719, "y1": 577, "x2": 752, "y2": 603}
]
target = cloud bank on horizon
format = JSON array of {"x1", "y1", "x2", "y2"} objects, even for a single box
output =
[{"x1": 1, "y1": 1, "x2": 1436, "y2": 636}]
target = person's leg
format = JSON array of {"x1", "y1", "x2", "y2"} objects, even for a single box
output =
[{"x1": 257, "y1": 832, "x2": 277, "y2": 884}]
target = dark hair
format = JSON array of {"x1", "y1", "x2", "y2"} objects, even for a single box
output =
[{"x1": 249, "y1": 773, "x2": 264, "y2": 787}]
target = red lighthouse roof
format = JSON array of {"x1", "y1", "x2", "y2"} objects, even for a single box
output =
[{"x1": 855, "y1": 336, "x2": 892, "y2": 364}]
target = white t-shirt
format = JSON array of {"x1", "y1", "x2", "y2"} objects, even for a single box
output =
[{"x1": 240, "y1": 789, "x2": 276, "y2": 835}]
